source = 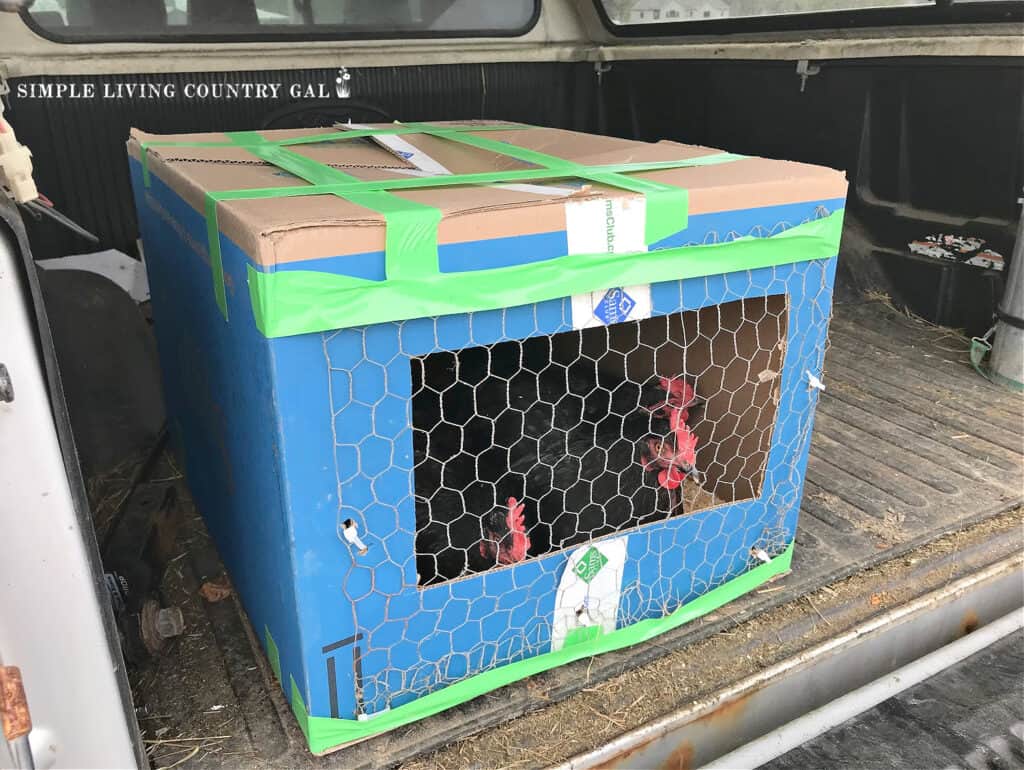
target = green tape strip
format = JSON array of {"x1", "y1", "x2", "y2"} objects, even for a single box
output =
[
  {"x1": 401, "y1": 122, "x2": 690, "y2": 244},
  {"x1": 192, "y1": 153, "x2": 743, "y2": 321},
  {"x1": 139, "y1": 122, "x2": 532, "y2": 187},
  {"x1": 264, "y1": 625, "x2": 282, "y2": 683},
  {"x1": 140, "y1": 120, "x2": 757, "y2": 327},
  {"x1": 203, "y1": 195, "x2": 228, "y2": 318},
  {"x1": 277, "y1": 543, "x2": 793, "y2": 754},
  {"x1": 189, "y1": 153, "x2": 741, "y2": 199},
  {"x1": 184, "y1": 132, "x2": 745, "y2": 321},
  {"x1": 228, "y1": 132, "x2": 442, "y2": 283},
  {"x1": 140, "y1": 121, "x2": 748, "y2": 322},
  {"x1": 248, "y1": 209, "x2": 844, "y2": 338},
  {"x1": 201, "y1": 131, "x2": 444, "y2": 318}
]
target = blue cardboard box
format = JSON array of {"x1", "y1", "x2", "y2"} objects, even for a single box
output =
[{"x1": 128, "y1": 122, "x2": 846, "y2": 752}]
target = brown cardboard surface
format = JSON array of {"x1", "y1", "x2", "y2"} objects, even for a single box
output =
[{"x1": 128, "y1": 124, "x2": 846, "y2": 269}]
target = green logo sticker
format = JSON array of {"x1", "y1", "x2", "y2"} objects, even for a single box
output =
[{"x1": 573, "y1": 547, "x2": 608, "y2": 584}]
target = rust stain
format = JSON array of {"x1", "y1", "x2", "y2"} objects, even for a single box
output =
[
  {"x1": 593, "y1": 739, "x2": 696, "y2": 770},
  {"x1": 593, "y1": 741, "x2": 648, "y2": 770},
  {"x1": 692, "y1": 692, "x2": 751, "y2": 728},
  {"x1": 660, "y1": 741, "x2": 695, "y2": 770},
  {"x1": 0, "y1": 666, "x2": 31, "y2": 740},
  {"x1": 961, "y1": 610, "x2": 979, "y2": 636},
  {"x1": 593, "y1": 693, "x2": 752, "y2": 770}
]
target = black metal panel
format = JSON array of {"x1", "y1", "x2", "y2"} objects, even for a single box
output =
[
  {"x1": 602, "y1": 57, "x2": 1023, "y2": 330},
  {"x1": 605, "y1": 58, "x2": 1024, "y2": 229},
  {"x1": 6, "y1": 63, "x2": 594, "y2": 258}
]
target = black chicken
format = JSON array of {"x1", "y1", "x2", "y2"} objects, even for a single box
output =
[{"x1": 411, "y1": 335, "x2": 695, "y2": 585}]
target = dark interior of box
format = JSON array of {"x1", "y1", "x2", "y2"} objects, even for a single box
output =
[{"x1": 410, "y1": 295, "x2": 788, "y2": 586}]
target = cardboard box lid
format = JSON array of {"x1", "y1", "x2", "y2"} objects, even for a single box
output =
[{"x1": 127, "y1": 122, "x2": 847, "y2": 269}]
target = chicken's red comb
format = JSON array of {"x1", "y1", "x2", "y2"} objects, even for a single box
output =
[
  {"x1": 676, "y1": 426, "x2": 699, "y2": 454},
  {"x1": 667, "y1": 406, "x2": 690, "y2": 432},
  {"x1": 506, "y1": 497, "x2": 526, "y2": 532},
  {"x1": 660, "y1": 377, "x2": 697, "y2": 404}
]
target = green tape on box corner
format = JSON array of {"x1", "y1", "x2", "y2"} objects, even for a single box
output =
[
  {"x1": 265, "y1": 627, "x2": 312, "y2": 740},
  {"x1": 264, "y1": 626, "x2": 282, "y2": 682},
  {"x1": 276, "y1": 542, "x2": 793, "y2": 755},
  {"x1": 248, "y1": 209, "x2": 844, "y2": 338}
]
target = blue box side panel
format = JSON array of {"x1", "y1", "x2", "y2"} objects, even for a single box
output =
[
  {"x1": 292, "y1": 257, "x2": 834, "y2": 720},
  {"x1": 267, "y1": 331, "x2": 368, "y2": 720},
  {"x1": 778, "y1": 255, "x2": 838, "y2": 538},
  {"x1": 129, "y1": 159, "x2": 308, "y2": 705}
]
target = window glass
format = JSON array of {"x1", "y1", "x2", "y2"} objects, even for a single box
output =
[
  {"x1": 599, "y1": 0, "x2": 931, "y2": 25},
  {"x1": 24, "y1": 0, "x2": 538, "y2": 41}
]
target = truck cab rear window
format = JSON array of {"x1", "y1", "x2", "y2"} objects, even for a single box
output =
[
  {"x1": 598, "y1": 0, "x2": 929, "y2": 25},
  {"x1": 23, "y1": 0, "x2": 538, "y2": 42},
  {"x1": 596, "y1": 0, "x2": 1022, "y2": 30}
]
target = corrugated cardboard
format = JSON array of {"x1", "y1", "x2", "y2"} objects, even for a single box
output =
[{"x1": 127, "y1": 122, "x2": 846, "y2": 269}]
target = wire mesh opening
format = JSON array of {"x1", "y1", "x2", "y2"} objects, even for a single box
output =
[{"x1": 411, "y1": 295, "x2": 788, "y2": 586}]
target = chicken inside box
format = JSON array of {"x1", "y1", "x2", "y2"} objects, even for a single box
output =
[
  {"x1": 126, "y1": 122, "x2": 846, "y2": 751},
  {"x1": 410, "y1": 294, "x2": 785, "y2": 585}
]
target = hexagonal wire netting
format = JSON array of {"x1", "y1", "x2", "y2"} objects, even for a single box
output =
[{"x1": 324, "y1": 210, "x2": 833, "y2": 715}]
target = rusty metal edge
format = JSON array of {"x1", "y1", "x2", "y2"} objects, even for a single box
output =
[
  {"x1": 554, "y1": 552, "x2": 1024, "y2": 770},
  {"x1": 0, "y1": 666, "x2": 32, "y2": 741}
]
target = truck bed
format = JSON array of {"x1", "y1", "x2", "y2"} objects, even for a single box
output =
[
  {"x1": 135, "y1": 299, "x2": 1023, "y2": 770},
  {"x1": 764, "y1": 628, "x2": 1024, "y2": 770}
]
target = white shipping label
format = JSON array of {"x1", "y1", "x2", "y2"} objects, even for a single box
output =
[
  {"x1": 567, "y1": 195, "x2": 651, "y2": 330},
  {"x1": 345, "y1": 122, "x2": 452, "y2": 176},
  {"x1": 369, "y1": 133, "x2": 452, "y2": 176},
  {"x1": 571, "y1": 284, "x2": 652, "y2": 330},
  {"x1": 551, "y1": 537, "x2": 628, "y2": 653},
  {"x1": 565, "y1": 195, "x2": 647, "y2": 257},
  {"x1": 387, "y1": 167, "x2": 578, "y2": 197}
]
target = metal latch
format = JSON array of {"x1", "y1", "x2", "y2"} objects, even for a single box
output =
[{"x1": 796, "y1": 60, "x2": 821, "y2": 93}]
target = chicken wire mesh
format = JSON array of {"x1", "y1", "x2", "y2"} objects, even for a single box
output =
[
  {"x1": 323, "y1": 243, "x2": 833, "y2": 716},
  {"x1": 407, "y1": 295, "x2": 783, "y2": 586}
]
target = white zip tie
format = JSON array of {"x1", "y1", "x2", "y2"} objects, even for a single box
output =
[
  {"x1": 806, "y1": 370, "x2": 826, "y2": 392},
  {"x1": 341, "y1": 519, "x2": 369, "y2": 555}
]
